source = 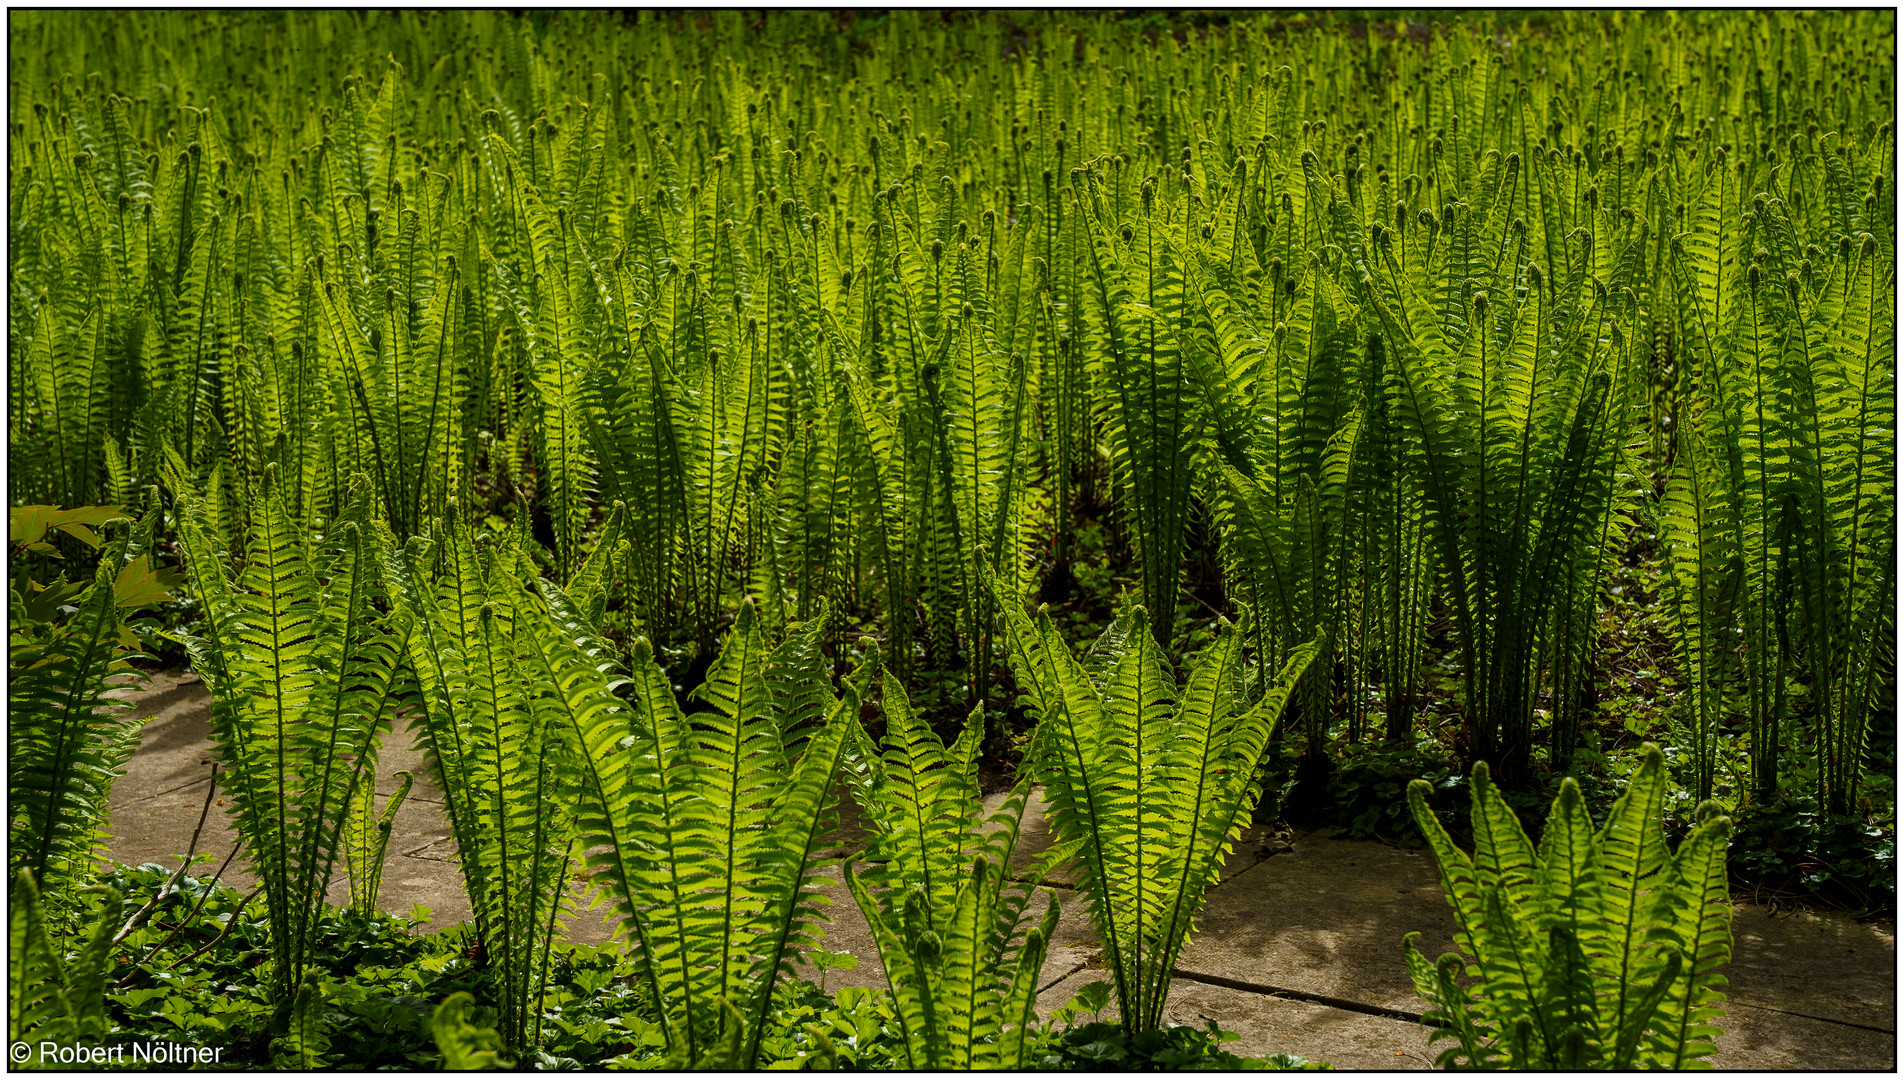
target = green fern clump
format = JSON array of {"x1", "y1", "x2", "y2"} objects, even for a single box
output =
[
  {"x1": 173, "y1": 479, "x2": 399, "y2": 1013},
  {"x1": 841, "y1": 672, "x2": 1056, "y2": 1069},
  {"x1": 555, "y1": 599, "x2": 863, "y2": 1069},
  {"x1": 1075, "y1": 168, "x2": 1206, "y2": 651},
  {"x1": 1668, "y1": 192, "x2": 1896, "y2": 811},
  {"x1": 379, "y1": 513, "x2": 600, "y2": 1053},
  {"x1": 9, "y1": 504, "x2": 168, "y2": 902},
  {"x1": 1000, "y1": 590, "x2": 1318, "y2": 1035},
  {"x1": 1403, "y1": 744, "x2": 1733, "y2": 1069}
]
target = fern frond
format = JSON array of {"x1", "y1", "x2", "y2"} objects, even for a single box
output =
[
  {"x1": 842, "y1": 670, "x2": 1051, "y2": 1068},
  {"x1": 378, "y1": 512, "x2": 572, "y2": 1051},
  {"x1": 8, "y1": 870, "x2": 119, "y2": 1057},
  {"x1": 1407, "y1": 744, "x2": 1734, "y2": 1068}
]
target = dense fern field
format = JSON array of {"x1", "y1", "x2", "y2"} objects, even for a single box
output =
[{"x1": 8, "y1": 9, "x2": 1895, "y2": 1069}]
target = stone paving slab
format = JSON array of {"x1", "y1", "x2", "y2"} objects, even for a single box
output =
[
  {"x1": 105, "y1": 672, "x2": 220, "y2": 800},
  {"x1": 374, "y1": 725, "x2": 442, "y2": 802},
  {"x1": 94, "y1": 673, "x2": 1896, "y2": 1071},
  {"x1": 1176, "y1": 828, "x2": 1460, "y2": 1016},
  {"x1": 1157, "y1": 978, "x2": 1439, "y2": 1069},
  {"x1": 1713, "y1": 999, "x2": 1896, "y2": 1071},
  {"x1": 1727, "y1": 904, "x2": 1896, "y2": 1031},
  {"x1": 377, "y1": 851, "x2": 472, "y2": 928},
  {"x1": 109, "y1": 776, "x2": 238, "y2": 874},
  {"x1": 1029, "y1": 969, "x2": 1441, "y2": 1069}
]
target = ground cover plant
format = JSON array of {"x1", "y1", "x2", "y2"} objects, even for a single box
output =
[{"x1": 7, "y1": 7, "x2": 1894, "y2": 1070}]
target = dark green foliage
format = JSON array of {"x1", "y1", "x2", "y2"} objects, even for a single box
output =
[
  {"x1": 1729, "y1": 796, "x2": 1896, "y2": 914},
  {"x1": 38, "y1": 861, "x2": 937, "y2": 1071},
  {"x1": 1322, "y1": 736, "x2": 1461, "y2": 845},
  {"x1": 1029, "y1": 1014, "x2": 1330, "y2": 1070},
  {"x1": 45, "y1": 862, "x2": 664, "y2": 1069},
  {"x1": 8, "y1": 870, "x2": 120, "y2": 1067}
]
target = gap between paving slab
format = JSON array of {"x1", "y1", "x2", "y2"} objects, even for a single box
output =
[{"x1": 102, "y1": 671, "x2": 1896, "y2": 1071}]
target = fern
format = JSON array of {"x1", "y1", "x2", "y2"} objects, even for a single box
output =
[
  {"x1": 6, "y1": 9, "x2": 1895, "y2": 968},
  {"x1": 1404, "y1": 745, "x2": 1733, "y2": 1069},
  {"x1": 1207, "y1": 411, "x2": 1363, "y2": 750},
  {"x1": 7, "y1": 871, "x2": 119, "y2": 1065},
  {"x1": 1658, "y1": 419, "x2": 1739, "y2": 803},
  {"x1": 998, "y1": 587, "x2": 1318, "y2": 1034},
  {"x1": 840, "y1": 671, "x2": 1056, "y2": 1069},
  {"x1": 173, "y1": 476, "x2": 399, "y2": 1011},
  {"x1": 551, "y1": 598, "x2": 864, "y2": 1068},
  {"x1": 1075, "y1": 172, "x2": 1205, "y2": 649},
  {"x1": 270, "y1": 974, "x2": 332, "y2": 1070},
  {"x1": 1350, "y1": 153, "x2": 1640, "y2": 782},
  {"x1": 378, "y1": 514, "x2": 581, "y2": 1052},
  {"x1": 588, "y1": 257, "x2": 691, "y2": 637},
  {"x1": 492, "y1": 142, "x2": 597, "y2": 579},
  {"x1": 342, "y1": 769, "x2": 413, "y2": 920}
]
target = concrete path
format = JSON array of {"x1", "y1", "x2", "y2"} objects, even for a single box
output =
[{"x1": 103, "y1": 673, "x2": 1897, "y2": 1070}]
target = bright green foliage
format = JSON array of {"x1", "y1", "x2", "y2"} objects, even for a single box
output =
[
  {"x1": 172, "y1": 478, "x2": 399, "y2": 1012},
  {"x1": 999, "y1": 591, "x2": 1319, "y2": 1034},
  {"x1": 313, "y1": 222, "x2": 468, "y2": 547},
  {"x1": 1342, "y1": 149, "x2": 1647, "y2": 781},
  {"x1": 342, "y1": 769, "x2": 413, "y2": 920},
  {"x1": 379, "y1": 514, "x2": 595, "y2": 1053},
  {"x1": 8, "y1": 10, "x2": 1892, "y2": 807},
  {"x1": 8, "y1": 503, "x2": 165, "y2": 902},
  {"x1": 555, "y1": 600, "x2": 863, "y2": 1068},
  {"x1": 841, "y1": 672, "x2": 1057, "y2": 1069},
  {"x1": 432, "y1": 991, "x2": 513, "y2": 1071},
  {"x1": 1668, "y1": 184, "x2": 1896, "y2": 809},
  {"x1": 7, "y1": 870, "x2": 119, "y2": 1067},
  {"x1": 1075, "y1": 171, "x2": 1205, "y2": 649},
  {"x1": 1404, "y1": 745, "x2": 1733, "y2": 1069}
]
